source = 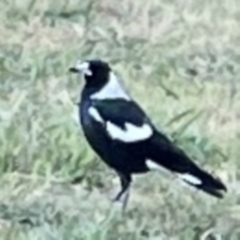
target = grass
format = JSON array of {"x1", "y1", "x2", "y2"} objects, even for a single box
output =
[{"x1": 0, "y1": 0, "x2": 240, "y2": 239}]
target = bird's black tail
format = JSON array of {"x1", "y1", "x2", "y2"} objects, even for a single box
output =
[
  {"x1": 177, "y1": 165, "x2": 227, "y2": 198},
  {"x1": 149, "y1": 133, "x2": 227, "y2": 198}
]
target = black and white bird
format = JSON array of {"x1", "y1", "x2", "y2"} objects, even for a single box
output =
[{"x1": 69, "y1": 59, "x2": 227, "y2": 206}]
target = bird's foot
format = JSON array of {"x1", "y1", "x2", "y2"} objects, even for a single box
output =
[{"x1": 112, "y1": 189, "x2": 130, "y2": 212}]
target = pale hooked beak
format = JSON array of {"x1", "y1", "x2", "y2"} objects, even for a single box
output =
[{"x1": 69, "y1": 61, "x2": 92, "y2": 76}]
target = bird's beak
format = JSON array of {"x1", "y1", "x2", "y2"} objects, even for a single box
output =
[
  {"x1": 69, "y1": 67, "x2": 79, "y2": 73},
  {"x1": 69, "y1": 61, "x2": 92, "y2": 76}
]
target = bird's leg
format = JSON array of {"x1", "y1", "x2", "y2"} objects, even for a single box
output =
[{"x1": 113, "y1": 173, "x2": 131, "y2": 209}]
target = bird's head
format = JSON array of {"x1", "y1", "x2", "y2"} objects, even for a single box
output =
[
  {"x1": 69, "y1": 59, "x2": 111, "y2": 88},
  {"x1": 69, "y1": 59, "x2": 130, "y2": 100}
]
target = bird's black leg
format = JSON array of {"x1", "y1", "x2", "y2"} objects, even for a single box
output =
[{"x1": 113, "y1": 173, "x2": 131, "y2": 208}]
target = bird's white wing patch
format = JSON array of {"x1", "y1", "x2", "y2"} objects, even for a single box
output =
[
  {"x1": 178, "y1": 173, "x2": 202, "y2": 185},
  {"x1": 88, "y1": 107, "x2": 104, "y2": 123},
  {"x1": 90, "y1": 72, "x2": 130, "y2": 100},
  {"x1": 106, "y1": 122, "x2": 153, "y2": 142}
]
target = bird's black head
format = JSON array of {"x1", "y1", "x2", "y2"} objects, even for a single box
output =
[{"x1": 69, "y1": 59, "x2": 111, "y2": 89}]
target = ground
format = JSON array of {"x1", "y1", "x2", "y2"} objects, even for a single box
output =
[{"x1": 0, "y1": 0, "x2": 240, "y2": 239}]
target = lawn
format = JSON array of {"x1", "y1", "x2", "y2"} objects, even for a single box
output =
[{"x1": 0, "y1": 0, "x2": 240, "y2": 239}]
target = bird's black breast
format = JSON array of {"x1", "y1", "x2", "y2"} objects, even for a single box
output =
[{"x1": 79, "y1": 97, "x2": 113, "y2": 164}]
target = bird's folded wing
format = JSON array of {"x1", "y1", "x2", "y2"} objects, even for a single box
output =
[{"x1": 89, "y1": 100, "x2": 154, "y2": 143}]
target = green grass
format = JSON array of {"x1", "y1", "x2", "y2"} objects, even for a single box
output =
[{"x1": 0, "y1": 0, "x2": 240, "y2": 239}]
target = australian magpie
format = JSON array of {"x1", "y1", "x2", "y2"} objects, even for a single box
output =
[{"x1": 69, "y1": 59, "x2": 227, "y2": 206}]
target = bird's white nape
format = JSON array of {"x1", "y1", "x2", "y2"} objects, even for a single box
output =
[
  {"x1": 88, "y1": 107, "x2": 103, "y2": 123},
  {"x1": 90, "y1": 71, "x2": 130, "y2": 100},
  {"x1": 106, "y1": 121, "x2": 153, "y2": 143}
]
